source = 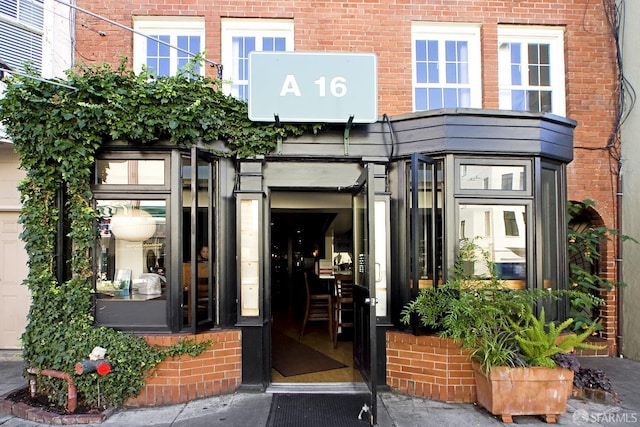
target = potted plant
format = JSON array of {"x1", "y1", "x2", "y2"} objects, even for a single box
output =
[
  {"x1": 471, "y1": 306, "x2": 604, "y2": 423},
  {"x1": 402, "y1": 237, "x2": 606, "y2": 423}
]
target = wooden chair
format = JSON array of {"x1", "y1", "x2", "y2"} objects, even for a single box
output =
[
  {"x1": 332, "y1": 275, "x2": 354, "y2": 348},
  {"x1": 299, "y1": 271, "x2": 333, "y2": 341}
]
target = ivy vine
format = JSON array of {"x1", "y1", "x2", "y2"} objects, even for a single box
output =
[{"x1": 0, "y1": 59, "x2": 311, "y2": 409}]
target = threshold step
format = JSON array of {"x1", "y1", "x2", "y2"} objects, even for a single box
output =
[{"x1": 266, "y1": 382, "x2": 369, "y2": 395}]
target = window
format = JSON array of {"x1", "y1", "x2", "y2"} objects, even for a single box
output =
[
  {"x1": 458, "y1": 204, "x2": 527, "y2": 284},
  {"x1": 498, "y1": 25, "x2": 565, "y2": 116},
  {"x1": 456, "y1": 159, "x2": 531, "y2": 196},
  {"x1": 0, "y1": 0, "x2": 44, "y2": 72},
  {"x1": 133, "y1": 17, "x2": 205, "y2": 77},
  {"x1": 221, "y1": 18, "x2": 294, "y2": 100},
  {"x1": 503, "y1": 211, "x2": 519, "y2": 236},
  {"x1": 411, "y1": 23, "x2": 481, "y2": 111}
]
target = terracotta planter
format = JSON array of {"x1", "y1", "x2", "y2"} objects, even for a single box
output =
[{"x1": 472, "y1": 361, "x2": 574, "y2": 423}]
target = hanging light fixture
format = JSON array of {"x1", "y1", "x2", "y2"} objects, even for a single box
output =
[{"x1": 109, "y1": 207, "x2": 157, "y2": 242}]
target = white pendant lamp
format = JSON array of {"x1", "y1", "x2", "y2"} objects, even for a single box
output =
[{"x1": 109, "y1": 207, "x2": 157, "y2": 242}]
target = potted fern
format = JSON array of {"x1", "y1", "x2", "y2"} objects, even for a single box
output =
[{"x1": 471, "y1": 306, "x2": 605, "y2": 423}]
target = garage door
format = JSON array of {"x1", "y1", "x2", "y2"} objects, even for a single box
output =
[{"x1": 0, "y1": 212, "x2": 29, "y2": 349}]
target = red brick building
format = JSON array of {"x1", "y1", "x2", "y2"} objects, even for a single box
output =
[{"x1": 66, "y1": 0, "x2": 620, "y2": 414}]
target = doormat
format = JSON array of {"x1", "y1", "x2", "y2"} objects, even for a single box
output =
[
  {"x1": 272, "y1": 332, "x2": 346, "y2": 377},
  {"x1": 266, "y1": 393, "x2": 372, "y2": 427}
]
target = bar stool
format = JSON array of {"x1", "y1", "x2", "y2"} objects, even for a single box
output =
[
  {"x1": 332, "y1": 276, "x2": 353, "y2": 348},
  {"x1": 299, "y1": 271, "x2": 333, "y2": 341}
]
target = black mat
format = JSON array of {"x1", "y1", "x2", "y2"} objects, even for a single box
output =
[
  {"x1": 272, "y1": 332, "x2": 346, "y2": 377},
  {"x1": 266, "y1": 393, "x2": 372, "y2": 427}
]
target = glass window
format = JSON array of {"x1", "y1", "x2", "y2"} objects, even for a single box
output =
[
  {"x1": 459, "y1": 164, "x2": 527, "y2": 192},
  {"x1": 182, "y1": 154, "x2": 214, "y2": 327},
  {"x1": 498, "y1": 25, "x2": 565, "y2": 116},
  {"x1": 221, "y1": 18, "x2": 294, "y2": 100},
  {"x1": 0, "y1": 0, "x2": 44, "y2": 72},
  {"x1": 458, "y1": 204, "x2": 527, "y2": 289},
  {"x1": 411, "y1": 23, "x2": 481, "y2": 111},
  {"x1": 132, "y1": 17, "x2": 205, "y2": 77},
  {"x1": 408, "y1": 155, "x2": 444, "y2": 291},
  {"x1": 96, "y1": 159, "x2": 165, "y2": 185}
]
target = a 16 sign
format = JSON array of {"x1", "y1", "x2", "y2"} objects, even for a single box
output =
[{"x1": 248, "y1": 52, "x2": 378, "y2": 124}]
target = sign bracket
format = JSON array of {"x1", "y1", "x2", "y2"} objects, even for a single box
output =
[
  {"x1": 274, "y1": 113, "x2": 283, "y2": 154},
  {"x1": 344, "y1": 115, "x2": 354, "y2": 155}
]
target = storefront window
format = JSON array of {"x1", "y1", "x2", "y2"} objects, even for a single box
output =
[
  {"x1": 95, "y1": 199, "x2": 168, "y2": 330},
  {"x1": 458, "y1": 204, "x2": 527, "y2": 289},
  {"x1": 96, "y1": 159, "x2": 165, "y2": 185},
  {"x1": 459, "y1": 164, "x2": 526, "y2": 191},
  {"x1": 408, "y1": 154, "x2": 443, "y2": 293}
]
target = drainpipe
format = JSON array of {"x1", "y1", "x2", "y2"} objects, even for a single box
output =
[
  {"x1": 616, "y1": 171, "x2": 624, "y2": 357},
  {"x1": 27, "y1": 367, "x2": 77, "y2": 413}
]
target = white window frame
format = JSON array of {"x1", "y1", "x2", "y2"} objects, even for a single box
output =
[
  {"x1": 220, "y1": 18, "x2": 294, "y2": 98},
  {"x1": 411, "y1": 22, "x2": 482, "y2": 111},
  {"x1": 132, "y1": 16, "x2": 205, "y2": 77},
  {"x1": 498, "y1": 25, "x2": 566, "y2": 116}
]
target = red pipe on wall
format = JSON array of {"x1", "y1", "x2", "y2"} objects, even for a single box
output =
[{"x1": 27, "y1": 367, "x2": 77, "y2": 413}]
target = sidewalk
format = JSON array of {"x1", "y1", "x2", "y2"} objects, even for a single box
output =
[{"x1": 1, "y1": 353, "x2": 639, "y2": 426}]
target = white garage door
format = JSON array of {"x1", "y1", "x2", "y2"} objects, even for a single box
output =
[{"x1": 0, "y1": 212, "x2": 29, "y2": 349}]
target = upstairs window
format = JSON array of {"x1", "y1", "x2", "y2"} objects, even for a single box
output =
[
  {"x1": 0, "y1": 0, "x2": 44, "y2": 72},
  {"x1": 133, "y1": 17, "x2": 205, "y2": 77},
  {"x1": 498, "y1": 25, "x2": 566, "y2": 116},
  {"x1": 411, "y1": 23, "x2": 481, "y2": 111},
  {"x1": 221, "y1": 18, "x2": 293, "y2": 100}
]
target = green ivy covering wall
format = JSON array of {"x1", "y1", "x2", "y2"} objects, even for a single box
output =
[{"x1": 0, "y1": 60, "x2": 311, "y2": 409}]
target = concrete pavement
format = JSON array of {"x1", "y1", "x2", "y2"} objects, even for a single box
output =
[{"x1": 1, "y1": 352, "x2": 639, "y2": 426}]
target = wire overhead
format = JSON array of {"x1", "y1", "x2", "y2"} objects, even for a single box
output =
[{"x1": 52, "y1": 0, "x2": 223, "y2": 79}]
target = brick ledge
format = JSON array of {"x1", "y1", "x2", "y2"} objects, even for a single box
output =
[{"x1": 0, "y1": 387, "x2": 113, "y2": 424}]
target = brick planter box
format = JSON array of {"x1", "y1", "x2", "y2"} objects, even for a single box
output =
[
  {"x1": 386, "y1": 330, "x2": 475, "y2": 403},
  {"x1": 125, "y1": 329, "x2": 241, "y2": 407}
]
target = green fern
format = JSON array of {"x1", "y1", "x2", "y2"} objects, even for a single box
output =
[{"x1": 509, "y1": 306, "x2": 605, "y2": 367}]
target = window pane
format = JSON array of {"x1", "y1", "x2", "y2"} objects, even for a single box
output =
[
  {"x1": 458, "y1": 204, "x2": 527, "y2": 286},
  {"x1": 427, "y1": 40, "x2": 438, "y2": 61},
  {"x1": 459, "y1": 88, "x2": 471, "y2": 107},
  {"x1": 445, "y1": 40, "x2": 456, "y2": 61},
  {"x1": 540, "y1": 90, "x2": 552, "y2": 113},
  {"x1": 528, "y1": 90, "x2": 540, "y2": 111},
  {"x1": 416, "y1": 62, "x2": 427, "y2": 83},
  {"x1": 262, "y1": 36, "x2": 286, "y2": 52},
  {"x1": 511, "y1": 90, "x2": 526, "y2": 111},
  {"x1": 147, "y1": 35, "x2": 171, "y2": 76},
  {"x1": 415, "y1": 88, "x2": 427, "y2": 111},
  {"x1": 444, "y1": 88, "x2": 457, "y2": 108},
  {"x1": 539, "y1": 64, "x2": 550, "y2": 86},
  {"x1": 428, "y1": 88, "x2": 443, "y2": 109},
  {"x1": 177, "y1": 35, "x2": 201, "y2": 73},
  {"x1": 416, "y1": 40, "x2": 427, "y2": 61},
  {"x1": 428, "y1": 62, "x2": 439, "y2": 83},
  {"x1": 96, "y1": 160, "x2": 165, "y2": 185},
  {"x1": 460, "y1": 164, "x2": 526, "y2": 191},
  {"x1": 509, "y1": 43, "x2": 522, "y2": 85},
  {"x1": 274, "y1": 37, "x2": 286, "y2": 51},
  {"x1": 96, "y1": 199, "x2": 167, "y2": 289},
  {"x1": 446, "y1": 62, "x2": 457, "y2": 83}
]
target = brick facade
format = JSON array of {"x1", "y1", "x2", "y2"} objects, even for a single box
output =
[
  {"x1": 125, "y1": 330, "x2": 241, "y2": 407},
  {"x1": 74, "y1": 0, "x2": 620, "y2": 360},
  {"x1": 386, "y1": 330, "x2": 476, "y2": 403}
]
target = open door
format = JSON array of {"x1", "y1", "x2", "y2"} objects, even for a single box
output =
[{"x1": 352, "y1": 164, "x2": 377, "y2": 425}]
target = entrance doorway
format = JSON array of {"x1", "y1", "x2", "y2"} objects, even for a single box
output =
[{"x1": 269, "y1": 192, "x2": 362, "y2": 384}]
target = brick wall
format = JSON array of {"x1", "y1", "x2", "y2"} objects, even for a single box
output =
[
  {"x1": 75, "y1": 0, "x2": 621, "y2": 344},
  {"x1": 125, "y1": 329, "x2": 241, "y2": 407},
  {"x1": 386, "y1": 330, "x2": 476, "y2": 403}
]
